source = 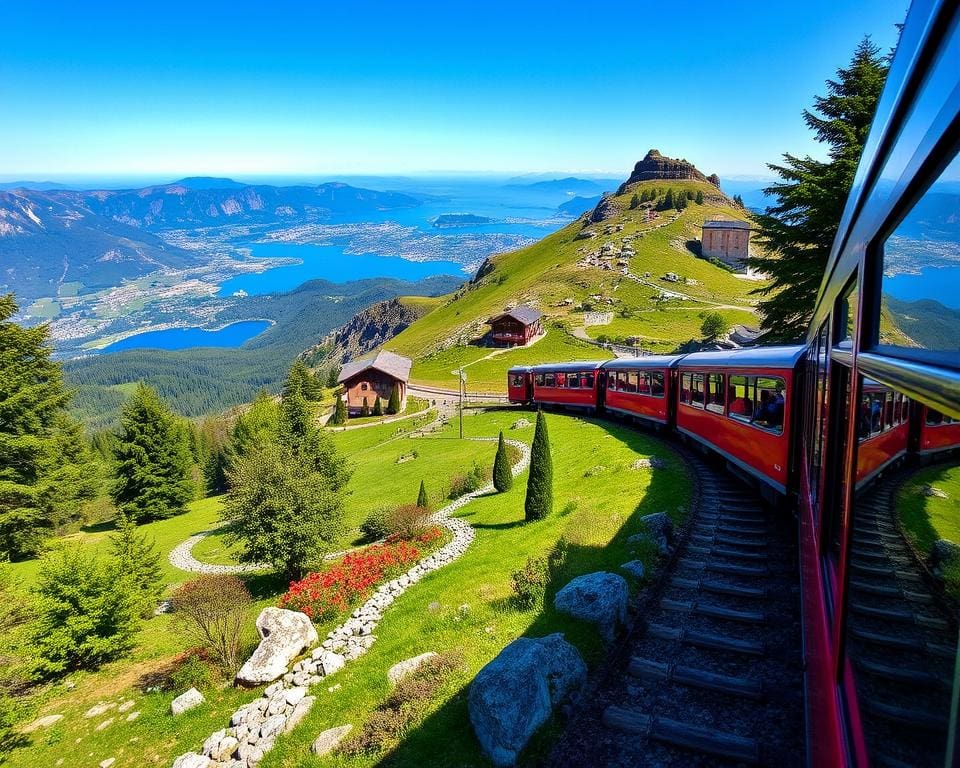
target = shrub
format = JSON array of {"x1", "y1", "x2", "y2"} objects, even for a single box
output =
[
  {"x1": 448, "y1": 462, "x2": 488, "y2": 500},
  {"x1": 386, "y1": 504, "x2": 430, "y2": 540},
  {"x1": 417, "y1": 480, "x2": 429, "y2": 509},
  {"x1": 109, "y1": 512, "x2": 164, "y2": 617},
  {"x1": 360, "y1": 508, "x2": 390, "y2": 542},
  {"x1": 172, "y1": 574, "x2": 252, "y2": 675},
  {"x1": 170, "y1": 650, "x2": 213, "y2": 691},
  {"x1": 511, "y1": 556, "x2": 549, "y2": 610},
  {"x1": 328, "y1": 396, "x2": 347, "y2": 426},
  {"x1": 360, "y1": 397, "x2": 371, "y2": 417},
  {"x1": 700, "y1": 311, "x2": 728, "y2": 340},
  {"x1": 561, "y1": 500, "x2": 578, "y2": 516}
]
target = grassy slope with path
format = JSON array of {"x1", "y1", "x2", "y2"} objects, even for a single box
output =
[
  {"x1": 384, "y1": 179, "x2": 763, "y2": 391},
  {"x1": 6, "y1": 409, "x2": 689, "y2": 768}
]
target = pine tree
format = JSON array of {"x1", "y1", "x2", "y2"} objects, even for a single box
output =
[
  {"x1": 109, "y1": 512, "x2": 164, "y2": 616},
  {"x1": 524, "y1": 411, "x2": 553, "y2": 521},
  {"x1": 493, "y1": 431, "x2": 513, "y2": 493},
  {"x1": 417, "y1": 479, "x2": 429, "y2": 509},
  {"x1": 328, "y1": 395, "x2": 347, "y2": 426},
  {"x1": 733, "y1": 193, "x2": 744, "y2": 208},
  {"x1": 372, "y1": 397, "x2": 383, "y2": 417},
  {"x1": 387, "y1": 384, "x2": 401, "y2": 415},
  {"x1": 662, "y1": 189, "x2": 675, "y2": 210},
  {"x1": 0, "y1": 295, "x2": 98, "y2": 559},
  {"x1": 226, "y1": 390, "x2": 280, "y2": 475},
  {"x1": 280, "y1": 386, "x2": 350, "y2": 490},
  {"x1": 675, "y1": 192, "x2": 687, "y2": 211},
  {"x1": 629, "y1": 193, "x2": 640, "y2": 209},
  {"x1": 326, "y1": 367, "x2": 341, "y2": 389},
  {"x1": 695, "y1": 190, "x2": 704, "y2": 205},
  {"x1": 748, "y1": 38, "x2": 888, "y2": 341},
  {"x1": 283, "y1": 360, "x2": 310, "y2": 399},
  {"x1": 111, "y1": 383, "x2": 195, "y2": 523},
  {"x1": 360, "y1": 397, "x2": 370, "y2": 417}
]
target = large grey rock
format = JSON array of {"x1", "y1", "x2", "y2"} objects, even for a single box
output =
[
  {"x1": 553, "y1": 571, "x2": 628, "y2": 642},
  {"x1": 236, "y1": 607, "x2": 318, "y2": 686},
  {"x1": 171, "y1": 688, "x2": 205, "y2": 715},
  {"x1": 284, "y1": 695, "x2": 315, "y2": 734},
  {"x1": 469, "y1": 634, "x2": 585, "y2": 766},
  {"x1": 22, "y1": 714, "x2": 63, "y2": 732},
  {"x1": 640, "y1": 511, "x2": 673, "y2": 543},
  {"x1": 171, "y1": 754, "x2": 211, "y2": 768},
  {"x1": 931, "y1": 539, "x2": 960, "y2": 571},
  {"x1": 619, "y1": 560, "x2": 646, "y2": 580},
  {"x1": 388, "y1": 651, "x2": 438, "y2": 685},
  {"x1": 311, "y1": 724, "x2": 353, "y2": 756}
]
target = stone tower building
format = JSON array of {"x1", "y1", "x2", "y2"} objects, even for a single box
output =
[{"x1": 701, "y1": 218, "x2": 751, "y2": 268}]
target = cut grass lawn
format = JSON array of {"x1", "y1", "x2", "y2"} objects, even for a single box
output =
[{"x1": 897, "y1": 462, "x2": 960, "y2": 554}]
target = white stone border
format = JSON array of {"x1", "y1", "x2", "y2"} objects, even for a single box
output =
[{"x1": 174, "y1": 436, "x2": 530, "y2": 768}]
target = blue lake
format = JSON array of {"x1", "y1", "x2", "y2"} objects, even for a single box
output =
[
  {"x1": 884, "y1": 265, "x2": 960, "y2": 310},
  {"x1": 219, "y1": 244, "x2": 468, "y2": 297},
  {"x1": 102, "y1": 320, "x2": 271, "y2": 353}
]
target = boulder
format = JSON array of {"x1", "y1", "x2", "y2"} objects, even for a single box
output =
[
  {"x1": 99, "y1": 760, "x2": 115, "y2": 768},
  {"x1": 171, "y1": 754, "x2": 211, "y2": 768},
  {"x1": 388, "y1": 652, "x2": 438, "y2": 685},
  {"x1": 171, "y1": 687, "x2": 205, "y2": 715},
  {"x1": 22, "y1": 714, "x2": 63, "y2": 733},
  {"x1": 284, "y1": 695, "x2": 316, "y2": 734},
  {"x1": 236, "y1": 607, "x2": 318, "y2": 686},
  {"x1": 620, "y1": 560, "x2": 646, "y2": 580},
  {"x1": 554, "y1": 572, "x2": 628, "y2": 642},
  {"x1": 469, "y1": 634, "x2": 585, "y2": 766},
  {"x1": 639, "y1": 512, "x2": 673, "y2": 543},
  {"x1": 315, "y1": 649, "x2": 346, "y2": 677},
  {"x1": 311, "y1": 724, "x2": 353, "y2": 756},
  {"x1": 84, "y1": 702, "x2": 114, "y2": 719},
  {"x1": 931, "y1": 539, "x2": 960, "y2": 572}
]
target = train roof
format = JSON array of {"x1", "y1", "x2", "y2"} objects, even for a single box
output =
[
  {"x1": 507, "y1": 365, "x2": 532, "y2": 374},
  {"x1": 528, "y1": 360, "x2": 608, "y2": 373},
  {"x1": 602, "y1": 355, "x2": 686, "y2": 371},
  {"x1": 678, "y1": 345, "x2": 806, "y2": 369}
]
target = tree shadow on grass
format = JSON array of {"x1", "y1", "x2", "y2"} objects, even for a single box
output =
[
  {"x1": 472, "y1": 520, "x2": 527, "y2": 532},
  {"x1": 239, "y1": 572, "x2": 288, "y2": 600},
  {"x1": 80, "y1": 519, "x2": 117, "y2": 534}
]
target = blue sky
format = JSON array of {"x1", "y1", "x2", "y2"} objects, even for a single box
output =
[{"x1": 0, "y1": 1, "x2": 908, "y2": 180}]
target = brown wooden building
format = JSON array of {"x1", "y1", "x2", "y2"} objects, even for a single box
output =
[
  {"x1": 701, "y1": 218, "x2": 751, "y2": 268},
  {"x1": 486, "y1": 306, "x2": 543, "y2": 347},
  {"x1": 337, "y1": 350, "x2": 412, "y2": 415}
]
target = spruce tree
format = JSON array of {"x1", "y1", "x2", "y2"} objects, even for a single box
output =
[
  {"x1": 695, "y1": 190, "x2": 704, "y2": 205},
  {"x1": 328, "y1": 395, "x2": 347, "y2": 426},
  {"x1": 417, "y1": 479, "x2": 429, "y2": 509},
  {"x1": 326, "y1": 366, "x2": 341, "y2": 389},
  {"x1": 280, "y1": 386, "x2": 350, "y2": 490},
  {"x1": 387, "y1": 384, "x2": 401, "y2": 415},
  {"x1": 0, "y1": 295, "x2": 98, "y2": 559},
  {"x1": 493, "y1": 431, "x2": 513, "y2": 493},
  {"x1": 749, "y1": 38, "x2": 888, "y2": 341},
  {"x1": 112, "y1": 383, "x2": 195, "y2": 523},
  {"x1": 629, "y1": 193, "x2": 640, "y2": 210},
  {"x1": 524, "y1": 411, "x2": 553, "y2": 521},
  {"x1": 733, "y1": 193, "x2": 744, "y2": 208},
  {"x1": 226, "y1": 390, "x2": 280, "y2": 475},
  {"x1": 283, "y1": 360, "x2": 310, "y2": 399},
  {"x1": 109, "y1": 512, "x2": 163, "y2": 615},
  {"x1": 662, "y1": 189, "x2": 675, "y2": 210},
  {"x1": 360, "y1": 397, "x2": 370, "y2": 417},
  {"x1": 373, "y1": 396, "x2": 383, "y2": 417}
]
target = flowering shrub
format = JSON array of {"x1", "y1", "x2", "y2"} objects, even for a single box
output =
[{"x1": 279, "y1": 527, "x2": 444, "y2": 621}]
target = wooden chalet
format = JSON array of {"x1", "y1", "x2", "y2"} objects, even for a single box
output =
[
  {"x1": 486, "y1": 306, "x2": 543, "y2": 347},
  {"x1": 337, "y1": 350, "x2": 412, "y2": 415}
]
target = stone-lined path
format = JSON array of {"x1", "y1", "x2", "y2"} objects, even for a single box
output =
[{"x1": 173, "y1": 435, "x2": 531, "y2": 768}]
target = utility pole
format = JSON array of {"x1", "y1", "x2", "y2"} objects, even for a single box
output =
[{"x1": 453, "y1": 367, "x2": 466, "y2": 439}]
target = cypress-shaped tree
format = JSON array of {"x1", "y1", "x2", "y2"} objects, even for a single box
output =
[
  {"x1": 417, "y1": 480, "x2": 429, "y2": 509},
  {"x1": 493, "y1": 431, "x2": 513, "y2": 493},
  {"x1": 112, "y1": 383, "x2": 194, "y2": 523},
  {"x1": 0, "y1": 294, "x2": 98, "y2": 559},
  {"x1": 373, "y1": 397, "x2": 383, "y2": 417},
  {"x1": 749, "y1": 38, "x2": 888, "y2": 341},
  {"x1": 360, "y1": 397, "x2": 370, "y2": 417},
  {"x1": 109, "y1": 512, "x2": 164, "y2": 616},
  {"x1": 328, "y1": 395, "x2": 347, "y2": 426},
  {"x1": 524, "y1": 411, "x2": 553, "y2": 521},
  {"x1": 387, "y1": 384, "x2": 401, "y2": 415}
]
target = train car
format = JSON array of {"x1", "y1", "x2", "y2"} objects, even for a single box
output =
[
  {"x1": 600, "y1": 355, "x2": 684, "y2": 427},
  {"x1": 799, "y1": 1, "x2": 960, "y2": 764},
  {"x1": 854, "y1": 380, "x2": 910, "y2": 487},
  {"x1": 674, "y1": 346, "x2": 805, "y2": 495},
  {"x1": 507, "y1": 365, "x2": 533, "y2": 405},
  {"x1": 916, "y1": 405, "x2": 960, "y2": 456},
  {"x1": 529, "y1": 361, "x2": 605, "y2": 411}
]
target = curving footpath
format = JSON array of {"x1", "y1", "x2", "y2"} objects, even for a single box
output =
[
  {"x1": 173, "y1": 435, "x2": 531, "y2": 768},
  {"x1": 169, "y1": 534, "x2": 267, "y2": 575}
]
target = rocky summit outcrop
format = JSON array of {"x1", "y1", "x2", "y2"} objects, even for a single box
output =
[
  {"x1": 236, "y1": 608, "x2": 318, "y2": 687},
  {"x1": 469, "y1": 634, "x2": 586, "y2": 766},
  {"x1": 553, "y1": 572, "x2": 629, "y2": 643},
  {"x1": 617, "y1": 149, "x2": 720, "y2": 194}
]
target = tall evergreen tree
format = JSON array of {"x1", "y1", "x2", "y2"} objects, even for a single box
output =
[
  {"x1": 280, "y1": 386, "x2": 350, "y2": 491},
  {"x1": 283, "y1": 360, "x2": 310, "y2": 399},
  {"x1": 387, "y1": 384, "x2": 401, "y2": 415},
  {"x1": 661, "y1": 189, "x2": 675, "y2": 210},
  {"x1": 372, "y1": 396, "x2": 383, "y2": 417},
  {"x1": 109, "y1": 512, "x2": 164, "y2": 615},
  {"x1": 326, "y1": 366, "x2": 341, "y2": 389},
  {"x1": 228, "y1": 390, "x2": 279, "y2": 462},
  {"x1": 695, "y1": 190, "x2": 704, "y2": 205},
  {"x1": 360, "y1": 397, "x2": 370, "y2": 417},
  {"x1": 749, "y1": 38, "x2": 888, "y2": 341},
  {"x1": 493, "y1": 431, "x2": 513, "y2": 493},
  {"x1": 111, "y1": 383, "x2": 195, "y2": 523},
  {"x1": 629, "y1": 193, "x2": 640, "y2": 209},
  {"x1": 328, "y1": 395, "x2": 348, "y2": 426},
  {"x1": 417, "y1": 479, "x2": 429, "y2": 509},
  {"x1": 733, "y1": 193, "x2": 744, "y2": 208},
  {"x1": 524, "y1": 411, "x2": 553, "y2": 521},
  {"x1": 0, "y1": 295, "x2": 98, "y2": 558}
]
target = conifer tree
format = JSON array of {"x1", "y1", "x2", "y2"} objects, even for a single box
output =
[
  {"x1": 373, "y1": 396, "x2": 383, "y2": 417},
  {"x1": 327, "y1": 366, "x2": 341, "y2": 389},
  {"x1": 328, "y1": 395, "x2": 347, "y2": 426},
  {"x1": 493, "y1": 431, "x2": 513, "y2": 493},
  {"x1": 675, "y1": 192, "x2": 687, "y2": 211},
  {"x1": 417, "y1": 479, "x2": 429, "y2": 509},
  {"x1": 109, "y1": 512, "x2": 163, "y2": 615},
  {"x1": 111, "y1": 383, "x2": 195, "y2": 523},
  {"x1": 749, "y1": 38, "x2": 888, "y2": 341},
  {"x1": 279, "y1": 386, "x2": 350, "y2": 490},
  {"x1": 524, "y1": 411, "x2": 553, "y2": 521},
  {"x1": 226, "y1": 390, "x2": 280, "y2": 476},
  {"x1": 662, "y1": 189, "x2": 675, "y2": 210},
  {"x1": 360, "y1": 397, "x2": 370, "y2": 417},
  {"x1": 0, "y1": 294, "x2": 98, "y2": 558},
  {"x1": 629, "y1": 193, "x2": 640, "y2": 209},
  {"x1": 387, "y1": 384, "x2": 401, "y2": 415},
  {"x1": 283, "y1": 360, "x2": 309, "y2": 399},
  {"x1": 733, "y1": 193, "x2": 744, "y2": 208},
  {"x1": 695, "y1": 190, "x2": 704, "y2": 205}
]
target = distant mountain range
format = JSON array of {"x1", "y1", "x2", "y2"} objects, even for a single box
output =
[
  {"x1": 557, "y1": 195, "x2": 603, "y2": 217},
  {"x1": 0, "y1": 180, "x2": 71, "y2": 191},
  {"x1": 506, "y1": 176, "x2": 610, "y2": 195}
]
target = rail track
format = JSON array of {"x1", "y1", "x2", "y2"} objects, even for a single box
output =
[{"x1": 547, "y1": 447, "x2": 803, "y2": 767}]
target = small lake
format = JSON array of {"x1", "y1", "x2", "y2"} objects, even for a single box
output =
[
  {"x1": 884, "y1": 265, "x2": 960, "y2": 310},
  {"x1": 219, "y1": 244, "x2": 468, "y2": 297},
  {"x1": 102, "y1": 320, "x2": 271, "y2": 353}
]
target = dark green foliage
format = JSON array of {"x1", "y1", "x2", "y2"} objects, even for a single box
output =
[
  {"x1": 639, "y1": 189, "x2": 651, "y2": 204},
  {"x1": 448, "y1": 462, "x2": 488, "y2": 499},
  {"x1": 733, "y1": 194, "x2": 744, "y2": 208},
  {"x1": 492, "y1": 431, "x2": 513, "y2": 493},
  {"x1": 659, "y1": 189, "x2": 675, "y2": 211},
  {"x1": 629, "y1": 193, "x2": 640, "y2": 209},
  {"x1": 109, "y1": 512, "x2": 164, "y2": 616},
  {"x1": 417, "y1": 479, "x2": 428, "y2": 509},
  {"x1": 749, "y1": 38, "x2": 888, "y2": 341},
  {"x1": 372, "y1": 397, "x2": 383, "y2": 417},
  {"x1": 700, "y1": 311, "x2": 728, "y2": 340},
  {"x1": 360, "y1": 397, "x2": 371, "y2": 417},
  {"x1": 111, "y1": 383, "x2": 195, "y2": 523},
  {"x1": 328, "y1": 394, "x2": 348, "y2": 426},
  {"x1": 686, "y1": 190, "x2": 695, "y2": 200},
  {"x1": 30, "y1": 547, "x2": 141, "y2": 678},
  {"x1": 387, "y1": 384, "x2": 401, "y2": 415},
  {"x1": 0, "y1": 295, "x2": 99, "y2": 559},
  {"x1": 326, "y1": 366, "x2": 341, "y2": 389},
  {"x1": 695, "y1": 190, "x2": 704, "y2": 205},
  {"x1": 360, "y1": 508, "x2": 390, "y2": 542},
  {"x1": 511, "y1": 556, "x2": 548, "y2": 609},
  {"x1": 226, "y1": 390, "x2": 280, "y2": 476},
  {"x1": 675, "y1": 192, "x2": 687, "y2": 211},
  {"x1": 524, "y1": 410, "x2": 553, "y2": 521}
]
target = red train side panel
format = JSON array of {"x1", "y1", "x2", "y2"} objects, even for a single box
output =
[
  {"x1": 507, "y1": 366, "x2": 533, "y2": 404},
  {"x1": 917, "y1": 406, "x2": 960, "y2": 455},
  {"x1": 530, "y1": 362, "x2": 605, "y2": 410},
  {"x1": 601, "y1": 355, "x2": 684, "y2": 426}
]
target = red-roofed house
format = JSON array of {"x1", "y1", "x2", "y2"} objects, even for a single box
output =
[
  {"x1": 486, "y1": 306, "x2": 543, "y2": 347},
  {"x1": 337, "y1": 350, "x2": 412, "y2": 415}
]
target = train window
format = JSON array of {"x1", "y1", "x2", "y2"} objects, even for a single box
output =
[
  {"x1": 705, "y1": 373, "x2": 725, "y2": 414},
  {"x1": 650, "y1": 372, "x2": 665, "y2": 396},
  {"x1": 566, "y1": 374, "x2": 580, "y2": 388},
  {"x1": 680, "y1": 373, "x2": 692, "y2": 405},
  {"x1": 555, "y1": 372, "x2": 566, "y2": 387},
  {"x1": 927, "y1": 407, "x2": 958, "y2": 426},
  {"x1": 583, "y1": 373, "x2": 595, "y2": 388},
  {"x1": 535, "y1": 373, "x2": 544, "y2": 386},
  {"x1": 691, "y1": 373, "x2": 705, "y2": 408},
  {"x1": 808, "y1": 323, "x2": 830, "y2": 510},
  {"x1": 727, "y1": 375, "x2": 785, "y2": 433},
  {"x1": 836, "y1": 281, "x2": 859, "y2": 349},
  {"x1": 544, "y1": 373, "x2": 555, "y2": 387},
  {"x1": 510, "y1": 374, "x2": 524, "y2": 387},
  {"x1": 879, "y1": 152, "x2": 960, "y2": 360}
]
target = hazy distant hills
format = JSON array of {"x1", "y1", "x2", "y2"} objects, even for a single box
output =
[
  {"x1": 557, "y1": 194, "x2": 603, "y2": 217},
  {"x1": 507, "y1": 176, "x2": 610, "y2": 196},
  {"x1": 0, "y1": 180, "x2": 71, "y2": 191}
]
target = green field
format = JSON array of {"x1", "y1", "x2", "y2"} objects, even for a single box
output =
[
  {"x1": 585, "y1": 306, "x2": 759, "y2": 352},
  {"x1": 897, "y1": 462, "x2": 960, "y2": 554}
]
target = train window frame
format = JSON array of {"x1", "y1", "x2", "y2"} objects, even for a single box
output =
[
  {"x1": 566, "y1": 374, "x2": 580, "y2": 389},
  {"x1": 510, "y1": 374, "x2": 524, "y2": 388},
  {"x1": 706, "y1": 373, "x2": 725, "y2": 414},
  {"x1": 727, "y1": 374, "x2": 787, "y2": 435},
  {"x1": 535, "y1": 373, "x2": 544, "y2": 386},
  {"x1": 927, "y1": 407, "x2": 958, "y2": 426},
  {"x1": 650, "y1": 371, "x2": 665, "y2": 397},
  {"x1": 544, "y1": 373, "x2": 555, "y2": 387},
  {"x1": 584, "y1": 373, "x2": 595, "y2": 388},
  {"x1": 680, "y1": 372, "x2": 693, "y2": 405},
  {"x1": 691, "y1": 373, "x2": 705, "y2": 409}
]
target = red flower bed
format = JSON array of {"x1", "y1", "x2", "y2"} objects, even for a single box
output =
[{"x1": 279, "y1": 526, "x2": 445, "y2": 621}]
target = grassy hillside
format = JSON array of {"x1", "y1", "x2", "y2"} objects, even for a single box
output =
[{"x1": 383, "y1": 179, "x2": 765, "y2": 390}]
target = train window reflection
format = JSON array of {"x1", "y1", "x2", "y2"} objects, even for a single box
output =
[
  {"x1": 837, "y1": 281, "x2": 858, "y2": 349},
  {"x1": 728, "y1": 374, "x2": 785, "y2": 433},
  {"x1": 880, "y1": 152, "x2": 960, "y2": 359},
  {"x1": 927, "y1": 407, "x2": 958, "y2": 426}
]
